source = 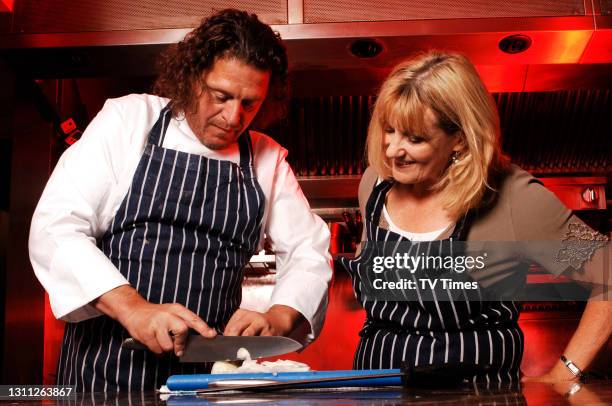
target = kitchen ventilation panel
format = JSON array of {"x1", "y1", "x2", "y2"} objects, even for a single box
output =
[
  {"x1": 13, "y1": 0, "x2": 287, "y2": 34},
  {"x1": 267, "y1": 90, "x2": 610, "y2": 177},
  {"x1": 304, "y1": 0, "x2": 585, "y2": 23}
]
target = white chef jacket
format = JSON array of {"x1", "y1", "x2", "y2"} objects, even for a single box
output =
[{"x1": 29, "y1": 93, "x2": 332, "y2": 341}]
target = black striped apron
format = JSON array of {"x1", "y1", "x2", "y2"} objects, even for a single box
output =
[
  {"x1": 339, "y1": 180, "x2": 524, "y2": 383},
  {"x1": 56, "y1": 106, "x2": 265, "y2": 392}
]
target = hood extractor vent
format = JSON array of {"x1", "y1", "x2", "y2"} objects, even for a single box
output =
[
  {"x1": 2, "y1": 0, "x2": 611, "y2": 76},
  {"x1": 7, "y1": 0, "x2": 586, "y2": 34},
  {"x1": 303, "y1": 0, "x2": 585, "y2": 23},
  {"x1": 267, "y1": 89, "x2": 610, "y2": 177}
]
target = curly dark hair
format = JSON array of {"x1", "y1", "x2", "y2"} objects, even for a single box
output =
[{"x1": 153, "y1": 9, "x2": 288, "y2": 129}]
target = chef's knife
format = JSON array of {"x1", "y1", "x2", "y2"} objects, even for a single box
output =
[{"x1": 121, "y1": 335, "x2": 302, "y2": 362}]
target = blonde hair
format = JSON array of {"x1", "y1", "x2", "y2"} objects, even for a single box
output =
[{"x1": 367, "y1": 51, "x2": 507, "y2": 219}]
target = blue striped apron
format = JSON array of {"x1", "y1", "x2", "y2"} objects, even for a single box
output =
[
  {"x1": 56, "y1": 106, "x2": 265, "y2": 392},
  {"x1": 339, "y1": 180, "x2": 523, "y2": 383}
]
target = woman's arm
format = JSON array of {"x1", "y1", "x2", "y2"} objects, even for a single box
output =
[
  {"x1": 522, "y1": 300, "x2": 611, "y2": 383},
  {"x1": 509, "y1": 167, "x2": 611, "y2": 382}
]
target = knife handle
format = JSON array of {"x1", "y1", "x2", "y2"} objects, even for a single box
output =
[
  {"x1": 400, "y1": 362, "x2": 493, "y2": 387},
  {"x1": 121, "y1": 338, "x2": 148, "y2": 350}
]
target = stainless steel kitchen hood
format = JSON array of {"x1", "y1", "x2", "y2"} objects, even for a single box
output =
[{"x1": 0, "y1": 0, "x2": 611, "y2": 92}]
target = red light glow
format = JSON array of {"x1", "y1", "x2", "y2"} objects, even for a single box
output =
[{"x1": 0, "y1": 0, "x2": 13, "y2": 12}]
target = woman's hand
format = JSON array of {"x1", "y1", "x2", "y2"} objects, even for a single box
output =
[
  {"x1": 521, "y1": 362, "x2": 578, "y2": 383},
  {"x1": 224, "y1": 305, "x2": 303, "y2": 336},
  {"x1": 523, "y1": 301, "x2": 611, "y2": 384}
]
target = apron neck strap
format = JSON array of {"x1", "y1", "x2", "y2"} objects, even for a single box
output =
[
  {"x1": 366, "y1": 179, "x2": 394, "y2": 227},
  {"x1": 147, "y1": 105, "x2": 173, "y2": 147},
  {"x1": 451, "y1": 210, "x2": 473, "y2": 240},
  {"x1": 237, "y1": 129, "x2": 256, "y2": 178}
]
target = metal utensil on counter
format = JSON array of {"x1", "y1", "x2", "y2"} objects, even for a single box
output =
[
  {"x1": 165, "y1": 363, "x2": 492, "y2": 393},
  {"x1": 121, "y1": 335, "x2": 302, "y2": 362},
  {"x1": 167, "y1": 369, "x2": 400, "y2": 392},
  {"x1": 196, "y1": 372, "x2": 402, "y2": 394}
]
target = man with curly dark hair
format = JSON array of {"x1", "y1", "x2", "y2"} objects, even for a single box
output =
[
  {"x1": 153, "y1": 8, "x2": 289, "y2": 133},
  {"x1": 30, "y1": 9, "x2": 332, "y2": 391}
]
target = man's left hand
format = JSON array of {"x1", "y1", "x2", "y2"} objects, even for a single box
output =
[{"x1": 224, "y1": 305, "x2": 303, "y2": 336}]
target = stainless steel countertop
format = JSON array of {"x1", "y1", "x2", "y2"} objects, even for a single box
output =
[{"x1": 3, "y1": 380, "x2": 611, "y2": 405}]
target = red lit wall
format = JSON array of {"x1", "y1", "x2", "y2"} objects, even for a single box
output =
[
  {"x1": 43, "y1": 295, "x2": 64, "y2": 384},
  {"x1": 0, "y1": 0, "x2": 13, "y2": 13}
]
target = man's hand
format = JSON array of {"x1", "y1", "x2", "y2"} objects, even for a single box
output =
[
  {"x1": 224, "y1": 305, "x2": 303, "y2": 337},
  {"x1": 92, "y1": 285, "x2": 216, "y2": 356},
  {"x1": 119, "y1": 301, "x2": 217, "y2": 357}
]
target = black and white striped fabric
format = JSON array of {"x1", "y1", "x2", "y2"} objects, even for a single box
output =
[
  {"x1": 56, "y1": 106, "x2": 265, "y2": 392},
  {"x1": 339, "y1": 180, "x2": 523, "y2": 383}
]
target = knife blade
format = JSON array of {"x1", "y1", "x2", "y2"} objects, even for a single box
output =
[{"x1": 121, "y1": 335, "x2": 302, "y2": 363}]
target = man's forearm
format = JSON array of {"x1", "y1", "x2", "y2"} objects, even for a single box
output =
[
  {"x1": 91, "y1": 284, "x2": 215, "y2": 355},
  {"x1": 91, "y1": 284, "x2": 147, "y2": 324}
]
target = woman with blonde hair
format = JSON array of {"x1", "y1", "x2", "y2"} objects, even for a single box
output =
[{"x1": 340, "y1": 51, "x2": 610, "y2": 383}]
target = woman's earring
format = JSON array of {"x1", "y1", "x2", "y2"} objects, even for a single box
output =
[{"x1": 450, "y1": 151, "x2": 460, "y2": 164}]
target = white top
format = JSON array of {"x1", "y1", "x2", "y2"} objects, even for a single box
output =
[
  {"x1": 29, "y1": 94, "x2": 332, "y2": 342},
  {"x1": 382, "y1": 204, "x2": 455, "y2": 241}
]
